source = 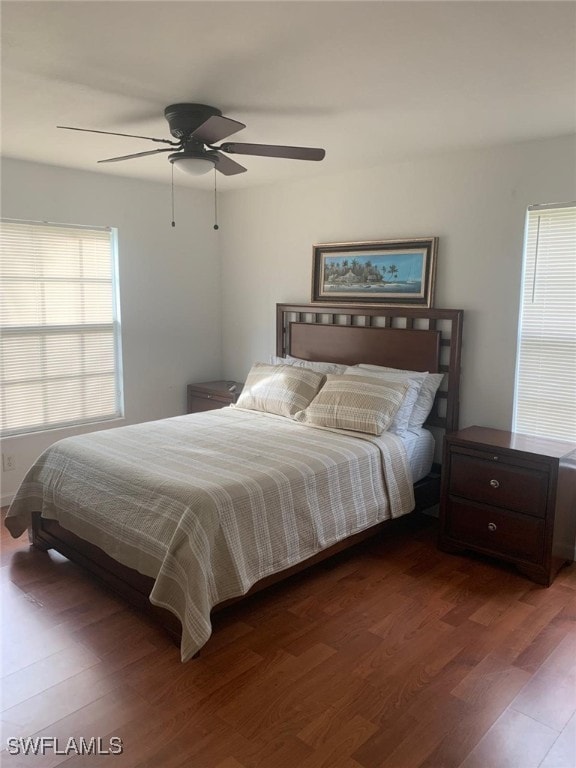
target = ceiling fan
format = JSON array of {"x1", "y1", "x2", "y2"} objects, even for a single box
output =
[{"x1": 58, "y1": 103, "x2": 326, "y2": 177}]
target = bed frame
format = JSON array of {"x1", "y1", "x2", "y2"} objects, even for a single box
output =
[{"x1": 31, "y1": 303, "x2": 464, "y2": 644}]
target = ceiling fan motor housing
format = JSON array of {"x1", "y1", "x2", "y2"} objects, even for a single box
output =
[{"x1": 164, "y1": 103, "x2": 222, "y2": 139}]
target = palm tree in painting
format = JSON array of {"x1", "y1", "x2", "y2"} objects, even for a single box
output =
[{"x1": 388, "y1": 264, "x2": 399, "y2": 281}]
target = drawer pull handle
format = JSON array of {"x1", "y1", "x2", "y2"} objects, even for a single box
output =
[
  {"x1": 489, "y1": 479, "x2": 500, "y2": 488},
  {"x1": 488, "y1": 522, "x2": 497, "y2": 532}
]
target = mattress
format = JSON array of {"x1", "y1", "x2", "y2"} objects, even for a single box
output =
[{"x1": 401, "y1": 427, "x2": 436, "y2": 483}]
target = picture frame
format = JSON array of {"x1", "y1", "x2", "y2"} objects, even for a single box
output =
[{"x1": 311, "y1": 237, "x2": 438, "y2": 307}]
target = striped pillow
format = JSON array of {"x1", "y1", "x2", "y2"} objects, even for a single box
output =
[
  {"x1": 269, "y1": 354, "x2": 347, "y2": 375},
  {"x1": 356, "y1": 364, "x2": 444, "y2": 429},
  {"x1": 235, "y1": 362, "x2": 325, "y2": 418},
  {"x1": 294, "y1": 374, "x2": 409, "y2": 435},
  {"x1": 343, "y1": 367, "x2": 423, "y2": 434}
]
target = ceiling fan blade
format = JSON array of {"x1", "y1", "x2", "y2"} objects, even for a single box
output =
[
  {"x1": 58, "y1": 126, "x2": 179, "y2": 145},
  {"x1": 192, "y1": 115, "x2": 246, "y2": 144},
  {"x1": 214, "y1": 151, "x2": 247, "y2": 176},
  {"x1": 97, "y1": 148, "x2": 175, "y2": 164},
  {"x1": 219, "y1": 142, "x2": 325, "y2": 161}
]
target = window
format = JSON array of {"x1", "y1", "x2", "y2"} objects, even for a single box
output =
[
  {"x1": 513, "y1": 203, "x2": 576, "y2": 441},
  {"x1": 0, "y1": 220, "x2": 123, "y2": 436}
]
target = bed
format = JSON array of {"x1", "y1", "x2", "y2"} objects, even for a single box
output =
[{"x1": 5, "y1": 303, "x2": 463, "y2": 660}]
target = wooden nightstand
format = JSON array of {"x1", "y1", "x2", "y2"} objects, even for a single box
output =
[
  {"x1": 439, "y1": 426, "x2": 576, "y2": 586},
  {"x1": 187, "y1": 380, "x2": 243, "y2": 413}
]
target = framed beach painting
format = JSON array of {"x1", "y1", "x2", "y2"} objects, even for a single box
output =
[{"x1": 312, "y1": 237, "x2": 438, "y2": 307}]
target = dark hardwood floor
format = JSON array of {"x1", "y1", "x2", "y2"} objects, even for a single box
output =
[{"x1": 1, "y1": 508, "x2": 575, "y2": 768}]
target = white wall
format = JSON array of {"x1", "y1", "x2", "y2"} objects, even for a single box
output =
[
  {"x1": 219, "y1": 134, "x2": 576, "y2": 435},
  {"x1": 1, "y1": 158, "x2": 221, "y2": 502}
]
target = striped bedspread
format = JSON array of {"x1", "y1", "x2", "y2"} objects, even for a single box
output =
[{"x1": 5, "y1": 407, "x2": 415, "y2": 660}]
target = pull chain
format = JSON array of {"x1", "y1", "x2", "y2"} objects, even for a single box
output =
[
  {"x1": 213, "y1": 169, "x2": 219, "y2": 231},
  {"x1": 170, "y1": 165, "x2": 218, "y2": 230},
  {"x1": 171, "y1": 163, "x2": 176, "y2": 228}
]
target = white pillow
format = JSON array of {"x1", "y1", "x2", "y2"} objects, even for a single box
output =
[
  {"x1": 343, "y1": 367, "x2": 423, "y2": 434},
  {"x1": 294, "y1": 374, "x2": 408, "y2": 435},
  {"x1": 236, "y1": 362, "x2": 325, "y2": 418},
  {"x1": 270, "y1": 354, "x2": 347, "y2": 375},
  {"x1": 356, "y1": 364, "x2": 444, "y2": 429}
]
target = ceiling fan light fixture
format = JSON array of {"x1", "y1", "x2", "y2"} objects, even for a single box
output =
[{"x1": 169, "y1": 151, "x2": 218, "y2": 176}]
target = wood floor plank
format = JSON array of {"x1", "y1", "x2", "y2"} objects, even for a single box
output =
[
  {"x1": 296, "y1": 713, "x2": 378, "y2": 768},
  {"x1": 1, "y1": 642, "x2": 101, "y2": 711},
  {"x1": 55, "y1": 706, "x2": 240, "y2": 768},
  {"x1": 511, "y1": 667, "x2": 576, "y2": 732},
  {"x1": 235, "y1": 733, "x2": 314, "y2": 768},
  {"x1": 417, "y1": 662, "x2": 544, "y2": 768},
  {"x1": 216, "y1": 644, "x2": 336, "y2": 739},
  {"x1": 214, "y1": 759, "x2": 249, "y2": 768},
  {"x1": 538, "y1": 631, "x2": 576, "y2": 677},
  {"x1": 514, "y1": 618, "x2": 573, "y2": 675},
  {"x1": 356, "y1": 693, "x2": 468, "y2": 768},
  {"x1": 458, "y1": 709, "x2": 559, "y2": 768},
  {"x1": 450, "y1": 652, "x2": 531, "y2": 706},
  {"x1": 539, "y1": 710, "x2": 576, "y2": 768},
  {"x1": 1, "y1": 665, "x2": 124, "y2": 743},
  {"x1": 0, "y1": 686, "x2": 152, "y2": 768}
]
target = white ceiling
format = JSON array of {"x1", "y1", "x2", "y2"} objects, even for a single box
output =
[{"x1": 2, "y1": 1, "x2": 575, "y2": 190}]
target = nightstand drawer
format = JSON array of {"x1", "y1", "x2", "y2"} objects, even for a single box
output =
[
  {"x1": 445, "y1": 499, "x2": 545, "y2": 563},
  {"x1": 187, "y1": 394, "x2": 231, "y2": 413},
  {"x1": 449, "y1": 453, "x2": 549, "y2": 517}
]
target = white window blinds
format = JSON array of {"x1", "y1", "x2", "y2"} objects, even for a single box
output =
[
  {"x1": 0, "y1": 220, "x2": 123, "y2": 436},
  {"x1": 513, "y1": 203, "x2": 576, "y2": 441}
]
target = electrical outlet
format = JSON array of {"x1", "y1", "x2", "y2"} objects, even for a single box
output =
[{"x1": 2, "y1": 453, "x2": 16, "y2": 472}]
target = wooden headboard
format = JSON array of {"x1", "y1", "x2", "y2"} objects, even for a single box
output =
[{"x1": 276, "y1": 303, "x2": 464, "y2": 433}]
